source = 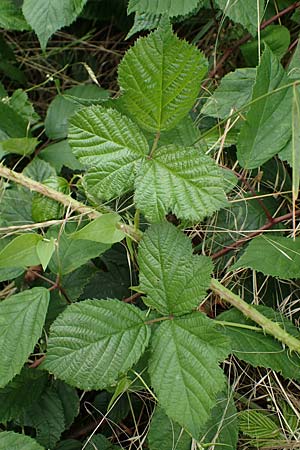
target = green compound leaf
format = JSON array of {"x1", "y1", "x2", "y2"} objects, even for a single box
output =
[
  {"x1": 43, "y1": 299, "x2": 150, "y2": 390},
  {"x1": 149, "y1": 313, "x2": 230, "y2": 438},
  {"x1": 0, "y1": 287, "x2": 50, "y2": 388},
  {"x1": 148, "y1": 406, "x2": 192, "y2": 450},
  {"x1": 217, "y1": 307, "x2": 300, "y2": 380},
  {"x1": 118, "y1": 24, "x2": 207, "y2": 132},
  {"x1": 68, "y1": 106, "x2": 148, "y2": 200},
  {"x1": 215, "y1": 0, "x2": 264, "y2": 36},
  {"x1": 135, "y1": 145, "x2": 227, "y2": 222},
  {"x1": 71, "y1": 213, "x2": 125, "y2": 244},
  {"x1": 0, "y1": 431, "x2": 44, "y2": 450},
  {"x1": 22, "y1": 0, "x2": 88, "y2": 50},
  {"x1": 232, "y1": 235, "x2": 300, "y2": 279},
  {"x1": 138, "y1": 223, "x2": 213, "y2": 315},
  {"x1": 202, "y1": 68, "x2": 256, "y2": 119},
  {"x1": 237, "y1": 46, "x2": 292, "y2": 169},
  {"x1": 128, "y1": 0, "x2": 201, "y2": 17},
  {"x1": 0, "y1": 233, "x2": 43, "y2": 269}
]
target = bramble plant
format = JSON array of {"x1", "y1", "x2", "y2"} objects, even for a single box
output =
[{"x1": 1, "y1": 1, "x2": 300, "y2": 449}]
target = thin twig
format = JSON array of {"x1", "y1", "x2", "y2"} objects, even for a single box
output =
[{"x1": 211, "y1": 209, "x2": 300, "y2": 260}]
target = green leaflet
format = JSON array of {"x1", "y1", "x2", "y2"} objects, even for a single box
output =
[
  {"x1": 217, "y1": 307, "x2": 300, "y2": 380},
  {"x1": 232, "y1": 235, "x2": 300, "y2": 279},
  {"x1": 138, "y1": 223, "x2": 213, "y2": 315},
  {"x1": 118, "y1": 24, "x2": 207, "y2": 132},
  {"x1": 0, "y1": 287, "x2": 50, "y2": 388},
  {"x1": 0, "y1": 137, "x2": 38, "y2": 156},
  {"x1": 43, "y1": 299, "x2": 150, "y2": 390},
  {"x1": 239, "y1": 410, "x2": 282, "y2": 446},
  {"x1": 85, "y1": 435, "x2": 122, "y2": 450},
  {"x1": 71, "y1": 213, "x2": 126, "y2": 244},
  {"x1": 241, "y1": 25, "x2": 290, "y2": 66},
  {"x1": 0, "y1": 233, "x2": 43, "y2": 269},
  {"x1": 22, "y1": 0, "x2": 88, "y2": 50},
  {"x1": 45, "y1": 84, "x2": 109, "y2": 140},
  {"x1": 40, "y1": 140, "x2": 83, "y2": 172},
  {"x1": 0, "y1": 431, "x2": 44, "y2": 450},
  {"x1": 237, "y1": 46, "x2": 292, "y2": 169},
  {"x1": 127, "y1": 0, "x2": 201, "y2": 17},
  {"x1": 47, "y1": 224, "x2": 110, "y2": 275},
  {"x1": 69, "y1": 106, "x2": 148, "y2": 200},
  {"x1": 126, "y1": 11, "x2": 161, "y2": 38},
  {"x1": 148, "y1": 407, "x2": 191, "y2": 450},
  {"x1": 0, "y1": 368, "x2": 47, "y2": 423},
  {"x1": 23, "y1": 157, "x2": 56, "y2": 182},
  {"x1": 215, "y1": 0, "x2": 264, "y2": 36},
  {"x1": 202, "y1": 68, "x2": 256, "y2": 119},
  {"x1": 135, "y1": 145, "x2": 227, "y2": 222},
  {"x1": 21, "y1": 388, "x2": 66, "y2": 449},
  {"x1": 149, "y1": 313, "x2": 230, "y2": 438},
  {"x1": 37, "y1": 238, "x2": 56, "y2": 271}
]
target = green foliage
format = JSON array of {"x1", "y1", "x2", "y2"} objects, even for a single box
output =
[
  {"x1": 217, "y1": 307, "x2": 300, "y2": 380},
  {"x1": 43, "y1": 299, "x2": 150, "y2": 390},
  {"x1": 22, "y1": 0, "x2": 88, "y2": 50},
  {"x1": 138, "y1": 223, "x2": 213, "y2": 315},
  {"x1": 47, "y1": 224, "x2": 110, "y2": 275},
  {"x1": 118, "y1": 24, "x2": 207, "y2": 132},
  {"x1": 202, "y1": 68, "x2": 256, "y2": 119},
  {"x1": 149, "y1": 313, "x2": 229, "y2": 437},
  {"x1": 237, "y1": 46, "x2": 292, "y2": 168},
  {"x1": 215, "y1": 0, "x2": 264, "y2": 35},
  {"x1": 232, "y1": 235, "x2": 300, "y2": 278},
  {"x1": 71, "y1": 213, "x2": 126, "y2": 244},
  {"x1": 128, "y1": 0, "x2": 202, "y2": 18},
  {"x1": 1, "y1": 3, "x2": 300, "y2": 449},
  {"x1": 0, "y1": 288, "x2": 50, "y2": 388},
  {"x1": 239, "y1": 410, "x2": 282, "y2": 447},
  {"x1": 241, "y1": 25, "x2": 290, "y2": 66},
  {"x1": 0, "y1": 431, "x2": 45, "y2": 450},
  {"x1": 0, "y1": 233, "x2": 43, "y2": 269},
  {"x1": 0, "y1": 0, "x2": 30, "y2": 31},
  {"x1": 148, "y1": 407, "x2": 192, "y2": 450}
]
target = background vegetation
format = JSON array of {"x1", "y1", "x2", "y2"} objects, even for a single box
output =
[{"x1": 1, "y1": 1, "x2": 300, "y2": 449}]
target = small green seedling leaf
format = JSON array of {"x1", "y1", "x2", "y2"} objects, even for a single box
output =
[
  {"x1": 0, "y1": 233, "x2": 43, "y2": 269},
  {"x1": 36, "y1": 238, "x2": 56, "y2": 271},
  {"x1": 71, "y1": 213, "x2": 125, "y2": 244}
]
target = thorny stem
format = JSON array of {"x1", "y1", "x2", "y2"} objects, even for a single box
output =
[
  {"x1": 0, "y1": 165, "x2": 140, "y2": 241},
  {"x1": 210, "y1": 278, "x2": 300, "y2": 353}
]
